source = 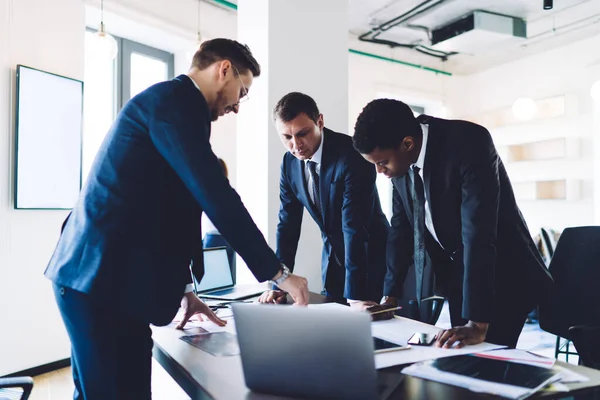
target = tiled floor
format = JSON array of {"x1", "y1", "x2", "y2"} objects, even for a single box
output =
[{"x1": 26, "y1": 304, "x2": 580, "y2": 400}]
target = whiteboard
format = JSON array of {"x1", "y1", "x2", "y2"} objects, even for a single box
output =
[{"x1": 15, "y1": 65, "x2": 83, "y2": 209}]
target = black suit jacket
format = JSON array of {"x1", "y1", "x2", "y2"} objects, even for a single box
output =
[
  {"x1": 45, "y1": 75, "x2": 281, "y2": 325},
  {"x1": 277, "y1": 129, "x2": 390, "y2": 301},
  {"x1": 385, "y1": 116, "x2": 553, "y2": 322}
]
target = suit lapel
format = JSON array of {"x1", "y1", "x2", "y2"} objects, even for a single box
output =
[
  {"x1": 318, "y1": 129, "x2": 338, "y2": 224},
  {"x1": 392, "y1": 176, "x2": 413, "y2": 223}
]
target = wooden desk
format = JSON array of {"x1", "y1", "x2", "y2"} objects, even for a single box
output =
[{"x1": 152, "y1": 294, "x2": 600, "y2": 400}]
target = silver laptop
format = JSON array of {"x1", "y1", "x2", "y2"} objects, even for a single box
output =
[
  {"x1": 232, "y1": 304, "x2": 402, "y2": 400},
  {"x1": 193, "y1": 247, "x2": 267, "y2": 301}
]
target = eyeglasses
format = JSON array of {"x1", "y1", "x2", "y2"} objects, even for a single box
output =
[{"x1": 232, "y1": 65, "x2": 249, "y2": 104}]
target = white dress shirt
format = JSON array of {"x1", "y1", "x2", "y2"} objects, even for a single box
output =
[{"x1": 411, "y1": 124, "x2": 443, "y2": 249}]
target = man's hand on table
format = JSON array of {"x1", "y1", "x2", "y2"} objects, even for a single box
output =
[
  {"x1": 257, "y1": 290, "x2": 287, "y2": 304},
  {"x1": 276, "y1": 274, "x2": 309, "y2": 306},
  {"x1": 362, "y1": 296, "x2": 399, "y2": 321},
  {"x1": 435, "y1": 321, "x2": 489, "y2": 349},
  {"x1": 175, "y1": 292, "x2": 227, "y2": 329},
  {"x1": 349, "y1": 300, "x2": 378, "y2": 311}
]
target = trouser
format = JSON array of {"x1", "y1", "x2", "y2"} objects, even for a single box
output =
[{"x1": 53, "y1": 284, "x2": 153, "y2": 400}]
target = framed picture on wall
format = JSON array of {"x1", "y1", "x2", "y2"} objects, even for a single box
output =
[{"x1": 14, "y1": 65, "x2": 83, "y2": 209}]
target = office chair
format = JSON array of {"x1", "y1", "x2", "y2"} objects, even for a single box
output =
[
  {"x1": 538, "y1": 226, "x2": 600, "y2": 366},
  {"x1": 396, "y1": 254, "x2": 445, "y2": 325},
  {"x1": 0, "y1": 376, "x2": 34, "y2": 400},
  {"x1": 569, "y1": 325, "x2": 600, "y2": 369}
]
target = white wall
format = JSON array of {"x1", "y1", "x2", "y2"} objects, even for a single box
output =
[
  {"x1": 235, "y1": 0, "x2": 349, "y2": 291},
  {"x1": 0, "y1": 0, "x2": 85, "y2": 376},
  {"x1": 446, "y1": 34, "x2": 600, "y2": 234}
]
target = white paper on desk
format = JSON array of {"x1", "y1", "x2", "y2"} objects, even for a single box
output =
[
  {"x1": 474, "y1": 349, "x2": 556, "y2": 369},
  {"x1": 554, "y1": 366, "x2": 590, "y2": 383},
  {"x1": 371, "y1": 317, "x2": 505, "y2": 369}
]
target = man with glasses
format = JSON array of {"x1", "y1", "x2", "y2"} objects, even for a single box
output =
[
  {"x1": 258, "y1": 92, "x2": 390, "y2": 310},
  {"x1": 45, "y1": 39, "x2": 309, "y2": 400}
]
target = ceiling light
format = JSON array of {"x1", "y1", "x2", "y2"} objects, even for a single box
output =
[
  {"x1": 543, "y1": 0, "x2": 553, "y2": 10},
  {"x1": 187, "y1": 0, "x2": 203, "y2": 65},
  {"x1": 95, "y1": 0, "x2": 118, "y2": 61}
]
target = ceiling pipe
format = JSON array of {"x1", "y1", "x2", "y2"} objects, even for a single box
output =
[{"x1": 205, "y1": 0, "x2": 452, "y2": 76}]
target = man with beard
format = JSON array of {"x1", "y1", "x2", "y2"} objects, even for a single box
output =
[{"x1": 45, "y1": 39, "x2": 309, "y2": 400}]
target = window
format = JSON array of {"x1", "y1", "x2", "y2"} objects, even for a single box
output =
[
  {"x1": 121, "y1": 39, "x2": 174, "y2": 107},
  {"x1": 82, "y1": 30, "x2": 174, "y2": 180}
]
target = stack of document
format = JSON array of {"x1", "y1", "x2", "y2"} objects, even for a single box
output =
[{"x1": 402, "y1": 353, "x2": 562, "y2": 399}]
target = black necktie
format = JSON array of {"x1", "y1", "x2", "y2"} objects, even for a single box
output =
[
  {"x1": 410, "y1": 165, "x2": 426, "y2": 308},
  {"x1": 307, "y1": 161, "x2": 322, "y2": 215}
]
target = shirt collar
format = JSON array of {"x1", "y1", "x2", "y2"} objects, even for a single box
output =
[
  {"x1": 189, "y1": 75, "x2": 201, "y2": 91},
  {"x1": 413, "y1": 124, "x2": 428, "y2": 170},
  {"x1": 306, "y1": 130, "x2": 325, "y2": 165}
]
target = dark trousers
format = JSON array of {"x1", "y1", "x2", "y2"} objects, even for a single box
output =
[
  {"x1": 53, "y1": 284, "x2": 153, "y2": 400},
  {"x1": 448, "y1": 293, "x2": 533, "y2": 348}
]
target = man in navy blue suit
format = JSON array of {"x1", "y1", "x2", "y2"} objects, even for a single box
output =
[
  {"x1": 45, "y1": 39, "x2": 309, "y2": 400},
  {"x1": 258, "y1": 92, "x2": 389, "y2": 310}
]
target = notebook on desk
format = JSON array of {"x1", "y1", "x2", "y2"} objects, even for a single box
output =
[{"x1": 193, "y1": 247, "x2": 267, "y2": 301}]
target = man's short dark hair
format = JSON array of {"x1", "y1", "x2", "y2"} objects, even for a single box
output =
[
  {"x1": 353, "y1": 99, "x2": 421, "y2": 154},
  {"x1": 192, "y1": 38, "x2": 260, "y2": 77},
  {"x1": 273, "y1": 92, "x2": 320, "y2": 125}
]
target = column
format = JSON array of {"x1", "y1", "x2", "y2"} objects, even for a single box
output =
[{"x1": 236, "y1": 0, "x2": 349, "y2": 287}]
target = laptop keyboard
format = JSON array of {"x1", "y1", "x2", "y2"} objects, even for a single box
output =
[{"x1": 206, "y1": 288, "x2": 235, "y2": 296}]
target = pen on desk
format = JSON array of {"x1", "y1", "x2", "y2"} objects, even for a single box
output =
[{"x1": 369, "y1": 306, "x2": 403, "y2": 316}]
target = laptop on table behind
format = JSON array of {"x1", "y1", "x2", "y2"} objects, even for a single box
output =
[
  {"x1": 232, "y1": 304, "x2": 403, "y2": 400},
  {"x1": 193, "y1": 247, "x2": 267, "y2": 301}
]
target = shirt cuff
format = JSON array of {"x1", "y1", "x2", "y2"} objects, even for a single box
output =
[
  {"x1": 184, "y1": 284, "x2": 194, "y2": 294},
  {"x1": 347, "y1": 299, "x2": 360, "y2": 303}
]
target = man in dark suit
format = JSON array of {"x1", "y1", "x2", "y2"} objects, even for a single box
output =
[
  {"x1": 258, "y1": 92, "x2": 389, "y2": 309},
  {"x1": 45, "y1": 39, "x2": 309, "y2": 400},
  {"x1": 352, "y1": 98, "x2": 553, "y2": 348}
]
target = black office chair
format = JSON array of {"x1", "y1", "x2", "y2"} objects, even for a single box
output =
[
  {"x1": 396, "y1": 254, "x2": 445, "y2": 325},
  {"x1": 538, "y1": 226, "x2": 600, "y2": 366},
  {"x1": 569, "y1": 325, "x2": 600, "y2": 369},
  {"x1": 0, "y1": 376, "x2": 34, "y2": 400}
]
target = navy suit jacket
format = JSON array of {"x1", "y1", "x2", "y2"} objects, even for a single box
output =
[
  {"x1": 385, "y1": 115, "x2": 553, "y2": 322},
  {"x1": 276, "y1": 129, "x2": 390, "y2": 301},
  {"x1": 45, "y1": 75, "x2": 281, "y2": 325}
]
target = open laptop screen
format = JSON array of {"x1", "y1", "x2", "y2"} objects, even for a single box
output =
[{"x1": 196, "y1": 248, "x2": 233, "y2": 292}]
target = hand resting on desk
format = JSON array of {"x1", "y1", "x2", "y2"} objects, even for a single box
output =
[
  {"x1": 257, "y1": 290, "x2": 287, "y2": 304},
  {"x1": 435, "y1": 321, "x2": 489, "y2": 349},
  {"x1": 175, "y1": 292, "x2": 227, "y2": 329}
]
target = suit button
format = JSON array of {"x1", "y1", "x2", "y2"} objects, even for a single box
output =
[{"x1": 59, "y1": 287, "x2": 65, "y2": 296}]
